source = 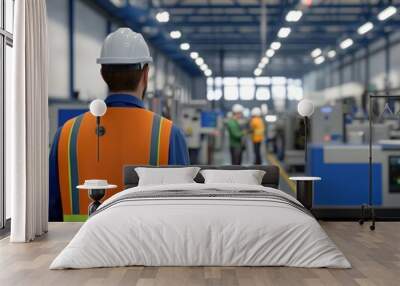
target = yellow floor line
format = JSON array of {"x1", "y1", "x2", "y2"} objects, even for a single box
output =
[{"x1": 266, "y1": 153, "x2": 296, "y2": 194}]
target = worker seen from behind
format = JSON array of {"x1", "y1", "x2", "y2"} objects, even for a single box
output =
[
  {"x1": 250, "y1": 107, "x2": 265, "y2": 165},
  {"x1": 226, "y1": 104, "x2": 245, "y2": 165},
  {"x1": 49, "y1": 28, "x2": 189, "y2": 222}
]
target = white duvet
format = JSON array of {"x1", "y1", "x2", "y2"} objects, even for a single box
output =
[{"x1": 50, "y1": 183, "x2": 351, "y2": 269}]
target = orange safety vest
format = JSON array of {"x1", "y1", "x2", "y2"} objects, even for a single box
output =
[
  {"x1": 250, "y1": 117, "x2": 265, "y2": 143},
  {"x1": 57, "y1": 107, "x2": 172, "y2": 221}
]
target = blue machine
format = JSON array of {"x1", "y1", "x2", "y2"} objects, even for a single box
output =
[
  {"x1": 48, "y1": 101, "x2": 89, "y2": 141},
  {"x1": 58, "y1": 108, "x2": 87, "y2": 126},
  {"x1": 200, "y1": 111, "x2": 218, "y2": 128},
  {"x1": 309, "y1": 144, "x2": 400, "y2": 207}
]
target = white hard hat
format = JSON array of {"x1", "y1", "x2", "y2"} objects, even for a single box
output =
[
  {"x1": 251, "y1": 107, "x2": 261, "y2": 117},
  {"x1": 97, "y1": 28, "x2": 153, "y2": 65},
  {"x1": 232, "y1": 104, "x2": 244, "y2": 113}
]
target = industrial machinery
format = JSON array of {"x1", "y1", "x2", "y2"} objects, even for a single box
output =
[
  {"x1": 281, "y1": 112, "x2": 305, "y2": 170},
  {"x1": 309, "y1": 135, "x2": 400, "y2": 209},
  {"x1": 311, "y1": 103, "x2": 344, "y2": 144},
  {"x1": 180, "y1": 101, "x2": 223, "y2": 165},
  {"x1": 308, "y1": 94, "x2": 400, "y2": 212}
]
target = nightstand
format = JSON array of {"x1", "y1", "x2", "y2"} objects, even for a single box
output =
[
  {"x1": 289, "y1": 176, "x2": 321, "y2": 210},
  {"x1": 77, "y1": 180, "x2": 117, "y2": 215}
]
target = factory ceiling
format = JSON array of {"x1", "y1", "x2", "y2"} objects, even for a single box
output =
[{"x1": 95, "y1": 0, "x2": 400, "y2": 78}]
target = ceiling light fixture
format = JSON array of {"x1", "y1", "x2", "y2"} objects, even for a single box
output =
[
  {"x1": 266, "y1": 49, "x2": 275, "y2": 58},
  {"x1": 271, "y1": 41, "x2": 281, "y2": 50},
  {"x1": 278, "y1": 27, "x2": 291, "y2": 38},
  {"x1": 180, "y1": 42, "x2": 190, "y2": 50},
  {"x1": 340, "y1": 38, "x2": 354, "y2": 50},
  {"x1": 195, "y1": 57, "x2": 204, "y2": 66},
  {"x1": 254, "y1": 68, "x2": 262, "y2": 76},
  {"x1": 205, "y1": 69, "x2": 212, "y2": 77},
  {"x1": 156, "y1": 11, "x2": 169, "y2": 23},
  {"x1": 377, "y1": 6, "x2": 397, "y2": 21},
  {"x1": 169, "y1": 30, "x2": 181, "y2": 39},
  {"x1": 327, "y1": 50, "x2": 336, "y2": 58},
  {"x1": 190, "y1": 52, "x2": 199, "y2": 59},
  {"x1": 261, "y1": 57, "x2": 269, "y2": 64},
  {"x1": 311, "y1": 48, "x2": 322, "y2": 58},
  {"x1": 314, "y1": 56, "x2": 325, "y2": 65},
  {"x1": 357, "y1": 22, "x2": 374, "y2": 35},
  {"x1": 285, "y1": 10, "x2": 303, "y2": 22}
]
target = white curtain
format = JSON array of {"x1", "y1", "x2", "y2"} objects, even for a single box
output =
[{"x1": 8, "y1": 0, "x2": 49, "y2": 242}]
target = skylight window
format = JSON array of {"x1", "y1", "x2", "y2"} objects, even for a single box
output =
[{"x1": 256, "y1": 87, "x2": 271, "y2": 100}]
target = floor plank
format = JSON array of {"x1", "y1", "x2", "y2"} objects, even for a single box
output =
[{"x1": 0, "y1": 222, "x2": 399, "y2": 286}]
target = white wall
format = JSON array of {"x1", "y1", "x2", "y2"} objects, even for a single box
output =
[
  {"x1": 74, "y1": 0, "x2": 108, "y2": 100},
  {"x1": 47, "y1": 0, "x2": 69, "y2": 98},
  {"x1": 389, "y1": 33, "x2": 400, "y2": 89},
  {"x1": 369, "y1": 39, "x2": 386, "y2": 91}
]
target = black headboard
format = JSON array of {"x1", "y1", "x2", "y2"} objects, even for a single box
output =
[{"x1": 123, "y1": 165, "x2": 280, "y2": 189}]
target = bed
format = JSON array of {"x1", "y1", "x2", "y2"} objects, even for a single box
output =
[{"x1": 50, "y1": 165, "x2": 351, "y2": 269}]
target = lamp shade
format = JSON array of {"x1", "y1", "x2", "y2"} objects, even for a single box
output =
[
  {"x1": 89, "y1": 99, "x2": 107, "y2": 117},
  {"x1": 297, "y1": 99, "x2": 314, "y2": 117}
]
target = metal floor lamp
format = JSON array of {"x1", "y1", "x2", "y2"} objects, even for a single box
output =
[
  {"x1": 297, "y1": 99, "x2": 315, "y2": 172},
  {"x1": 89, "y1": 99, "x2": 107, "y2": 162},
  {"x1": 359, "y1": 91, "x2": 400, "y2": 231}
]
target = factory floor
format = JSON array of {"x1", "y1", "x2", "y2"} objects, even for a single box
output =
[
  {"x1": 213, "y1": 138, "x2": 296, "y2": 196},
  {"x1": 1, "y1": 222, "x2": 398, "y2": 286}
]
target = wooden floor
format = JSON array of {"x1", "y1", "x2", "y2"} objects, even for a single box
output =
[{"x1": 0, "y1": 222, "x2": 399, "y2": 286}]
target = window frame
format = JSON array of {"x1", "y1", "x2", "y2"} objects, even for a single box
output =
[{"x1": 206, "y1": 76, "x2": 303, "y2": 104}]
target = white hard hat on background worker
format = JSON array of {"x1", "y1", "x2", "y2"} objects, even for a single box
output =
[
  {"x1": 232, "y1": 104, "x2": 244, "y2": 114},
  {"x1": 97, "y1": 28, "x2": 153, "y2": 66},
  {"x1": 251, "y1": 107, "x2": 261, "y2": 117}
]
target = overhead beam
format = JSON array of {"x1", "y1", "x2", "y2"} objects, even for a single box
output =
[
  {"x1": 157, "y1": 4, "x2": 390, "y2": 9},
  {"x1": 168, "y1": 11, "x2": 367, "y2": 17},
  {"x1": 186, "y1": 35, "x2": 339, "y2": 43},
  {"x1": 165, "y1": 20, "x2": 400, "y2": 28}
]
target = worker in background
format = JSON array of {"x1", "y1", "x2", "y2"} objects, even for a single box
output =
[
  {"x1": 226, "y1": 104, "x2": 245, "y2": 165},
  {"x1": 250, "y1": 107, "x2": 265, "y2": 165},
  {"x1": 49, "y1": 28, "x2": 189, "y2": 222}
]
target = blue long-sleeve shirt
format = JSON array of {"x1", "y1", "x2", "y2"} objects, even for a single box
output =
[{"x1": 49, "y1": 93, "x2": 189, "y2": 221}]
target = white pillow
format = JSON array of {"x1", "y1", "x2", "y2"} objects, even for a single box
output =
[
  {"x1": 200, "y1": 169, "x2": 266, "y2": 185},
  {"x1": 135, "y1": 167, "x2": 201, "y2": 186}
]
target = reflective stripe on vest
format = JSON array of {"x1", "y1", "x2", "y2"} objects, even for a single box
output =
[
  {"x1": 149, "y1": 114, "x2": 167, "y2": 165},
  {"x1": 57, "y1": 108, "x2": 172, "y2": 219}
]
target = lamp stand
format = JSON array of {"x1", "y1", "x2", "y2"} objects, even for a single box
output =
[
  {"x1": 359, "y1": 92, "x2": 400, "y2": 230},
  {"x1": 95, "y1": 117, "x2": 106, "y2": 162},
  {"x1": 304, "y1": 116, "x2": 309, "y2": 174},
  {"x1": 359, "y1": 94, "x2": 376, "y2": 230}
]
